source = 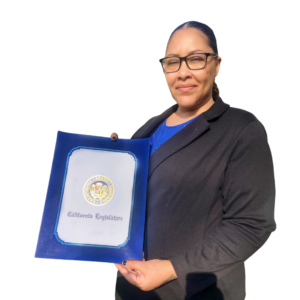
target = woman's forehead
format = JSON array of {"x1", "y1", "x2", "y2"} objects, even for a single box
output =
[{"x1": 166, "y1": 28, "x2": 211, "y2": 55}]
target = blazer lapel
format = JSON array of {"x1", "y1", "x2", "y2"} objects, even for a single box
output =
[
  {"x1": 131, "y1": 104, "x2": 179, "y2": 139},
  {"x1": 132, "y1": 96, "x2": 230, "y2": 179}
]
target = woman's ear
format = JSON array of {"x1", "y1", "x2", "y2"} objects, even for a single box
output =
[{"x1": 215, "y1": 56, "x2": 222, "y2": 77}]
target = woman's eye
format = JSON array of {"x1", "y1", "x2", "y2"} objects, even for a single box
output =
[
  {"x1": 191, "y1": 57, "x2": 204, "y2": 61},
  {"x1": 167, "y1": 61, "x2": 179, "y2": 65}
]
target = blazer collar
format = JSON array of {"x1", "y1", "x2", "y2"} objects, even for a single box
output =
[{"x1": 133, "y1": 96, "x2": 230, "y2": 179}]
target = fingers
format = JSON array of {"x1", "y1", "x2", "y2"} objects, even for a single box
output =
[
  {"x1": 123, "y1": 260, "x2": 143, "y2": 272},
  {"x1": 130, "y1": 269, "x2": 139, "y2": 276},
  {"x1": 115, "y1": 263, "x2": 139, "y2": 276},
  {"x1": 117, "y1": 259, "x2": 146, "y2": 281},
  {"x1": 115, "y1": 262, "x2": 141, "y2": 286},
  {"x1": 133, "y1": 269, "x2": 142, "y2": 276},
  {"x1": 115, "y1": 263, "x2": 132, "y2": 277}
]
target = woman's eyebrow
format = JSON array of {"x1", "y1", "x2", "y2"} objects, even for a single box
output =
[{"x1": 166, "y1": 49, "x2": 205, "y2": 56}]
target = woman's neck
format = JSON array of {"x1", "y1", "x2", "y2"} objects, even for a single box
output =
[{"x1": 166, "y1": 97, "x2": 215, "y2": 127}]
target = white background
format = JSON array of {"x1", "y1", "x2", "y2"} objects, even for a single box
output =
[{"x1": 1, "y1": 1, "x2": 299, "y2": 299}]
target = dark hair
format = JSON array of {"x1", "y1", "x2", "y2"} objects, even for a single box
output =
[{"x1": 167, "y1": 21, "x2": 220, "y2": 100}]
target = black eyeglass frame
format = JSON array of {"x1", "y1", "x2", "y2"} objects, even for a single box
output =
[{"x1": 159, "y1": 52, "x2": 218, "y2": 73}]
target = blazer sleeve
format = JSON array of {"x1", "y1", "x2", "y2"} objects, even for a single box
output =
[{"x1": 168, "y1": 119, "x2": 276, "y2": 296}]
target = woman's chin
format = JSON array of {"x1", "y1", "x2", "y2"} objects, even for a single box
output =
[{"x1": 175, "y1": 98, "x2": 199, "y2": 108}]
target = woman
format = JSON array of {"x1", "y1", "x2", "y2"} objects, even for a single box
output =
[{"x1": 115, "y1": 21, "x2": 276, "y2": 300}]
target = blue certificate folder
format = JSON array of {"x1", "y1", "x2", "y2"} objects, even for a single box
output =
[{"x1": 35, "y1": 131, "x2": 151, "y2": 264}]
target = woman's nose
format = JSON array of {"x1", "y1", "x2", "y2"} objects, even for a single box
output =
[{"x1": 177, "y1": 59, "x2": 191, "y2": 76}]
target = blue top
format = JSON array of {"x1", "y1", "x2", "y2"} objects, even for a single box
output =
[{"x1": 150, "y1": 115, "x2": 199, "y2": 156}]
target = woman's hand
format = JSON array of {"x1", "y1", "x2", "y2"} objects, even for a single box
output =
[{"x1": 115, "y1": 252, "x2": 178, "y2": 291}]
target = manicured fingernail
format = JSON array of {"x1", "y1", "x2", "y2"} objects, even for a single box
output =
[{"x1": 122, "y1": 260, "x2": 127, "y2": 266}]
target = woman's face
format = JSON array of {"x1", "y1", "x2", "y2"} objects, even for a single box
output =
[{"x1": 164, "y1": 27, "x2": 221, "y2": 109}]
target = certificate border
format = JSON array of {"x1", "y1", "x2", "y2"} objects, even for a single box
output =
[
  {"x1": 53, "y1": 146, "x2": 138, "y2": 249},
  {"x1": 35, "y1": 131, "x2": 150, "y2": 263}
]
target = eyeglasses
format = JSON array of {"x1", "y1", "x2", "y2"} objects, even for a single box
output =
[{"x1": 159, "y1": 52, "x2": 218, "y2": 73}]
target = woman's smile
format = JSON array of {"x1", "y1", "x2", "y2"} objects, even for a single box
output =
[{"x1": 177, "y1": 86, "x2": 195, "y2": 92}]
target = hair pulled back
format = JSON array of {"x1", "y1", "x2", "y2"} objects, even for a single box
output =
[{"x1": 168, "y1": 21, "x2": 220, "y2": 100}]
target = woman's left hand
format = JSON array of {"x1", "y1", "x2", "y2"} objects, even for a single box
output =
[{"x1": 115, "y1": 256, "x2": 178, "y2": 291}]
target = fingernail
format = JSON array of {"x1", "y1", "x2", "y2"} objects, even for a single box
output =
[{"x1": 122, "y1": 260, "x2": 127, "y2": 266}]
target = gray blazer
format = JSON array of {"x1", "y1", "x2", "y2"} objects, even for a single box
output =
[{"x1": 115, "y1": 96, "x2": 276, "y2": 300}]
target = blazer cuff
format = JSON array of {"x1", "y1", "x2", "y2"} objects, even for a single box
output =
[
  {"x1": 169, "y1": 254, "x2": 187, "y2": 290},
  {"x1": 169, "y1": 254, "x2": 217, "y2": 297}
]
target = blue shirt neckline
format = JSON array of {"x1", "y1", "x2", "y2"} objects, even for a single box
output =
[{"x1": 164, "y1": 114, "x2": 199, "y2": 128}]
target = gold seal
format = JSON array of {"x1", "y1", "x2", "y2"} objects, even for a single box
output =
[{"x1": 83, "y1": 175, "x2": 115, "y2": 206}]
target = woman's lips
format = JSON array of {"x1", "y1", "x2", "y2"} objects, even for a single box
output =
[{"x1": 177, "y1": 86, "x2": 195, "y2": 92}]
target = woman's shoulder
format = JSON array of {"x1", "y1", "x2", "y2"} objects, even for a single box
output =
[
  {"x1": 226, "y1": 105, "x2": 258, "y2": 123},
  {"x1": 223, "y1": 105, "x2": 268, "y2": 140},
  {"x1": 131, "y1": 115, "x2": 159, "y2": 139}
]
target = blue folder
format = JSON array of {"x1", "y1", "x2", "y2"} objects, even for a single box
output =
[{"x1": 35, "y1": 131, "x2": 151, "y2": 264}]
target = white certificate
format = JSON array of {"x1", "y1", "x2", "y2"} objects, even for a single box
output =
[{"x1": 56, "y1": 148, "x2": 136, "y2": 247}]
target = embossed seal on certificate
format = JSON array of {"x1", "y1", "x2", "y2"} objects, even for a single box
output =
[{"x1": 83, "y1": 175, "x2": 115, "y2": 206}]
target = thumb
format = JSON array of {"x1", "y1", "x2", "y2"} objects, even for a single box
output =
[{"x1": 123, "y1": 260, "x2": 144, "y2": 271}]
